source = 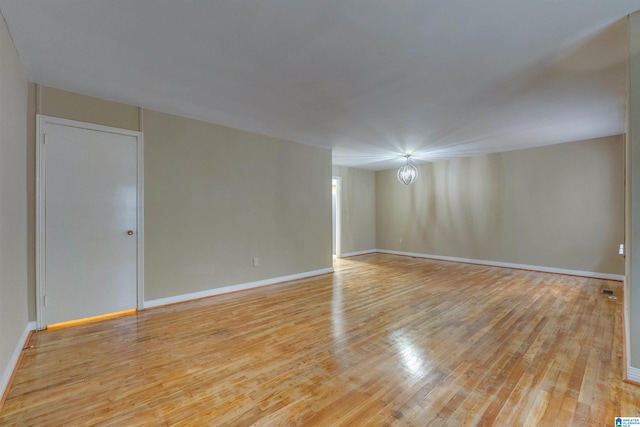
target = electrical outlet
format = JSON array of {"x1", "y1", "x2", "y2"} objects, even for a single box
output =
[
  {"x1": 253, "y1": 257, "x2": 260, "y2": 267},
  {"x1": 619, "y1": 244, "x2": 625, "y2": 255}
]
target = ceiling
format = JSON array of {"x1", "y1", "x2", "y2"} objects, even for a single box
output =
[{"x1": 1, "y1": 1, "x2": 638, "y2": 170}]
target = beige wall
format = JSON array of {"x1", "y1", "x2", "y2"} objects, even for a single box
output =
[
  {"x1": 144, "y1": 109, "x2": 331, "y2": 300},
  {"x1": 27, "y1": 86, "x2": 331, "y2": 307},
  {"x1": 628, "y1": 11, "x2": 640, "y2": 370},
  {"x1": 38, "y1": 86, "x2": 140, "y2": 131},
  {"x1": 376, "y1": 136, "x2": 625, "y2": 275},
  {"x1": 0, "y1": 13, "x2": 29, "y2": 391},
  {"x1": 332, "y1": 166, "x2": 376, "y2": 255},
  {"x1": 26, "y1": 84, "x2": 36, "y2": 320}
]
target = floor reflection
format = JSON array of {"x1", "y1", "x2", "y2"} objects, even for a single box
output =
[
  {"x1": 331, "y1": 276, "x2": 345, "y2": 343},
  {"x1": 391, "y1": 331, "x2": 429, "y2": 378}
]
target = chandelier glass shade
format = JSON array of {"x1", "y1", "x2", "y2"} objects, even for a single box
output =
[{"x1": 397, "y1": 155, "x2": 418, "y2": 185}]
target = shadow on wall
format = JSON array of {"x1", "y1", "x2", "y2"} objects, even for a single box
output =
[{"x1": 407, "y1": 154, "x2": 506, "y2": 259}]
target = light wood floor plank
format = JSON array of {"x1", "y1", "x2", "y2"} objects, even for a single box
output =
[{"x1": 1, "y1": 253, "x2": 638, "y2": 426}]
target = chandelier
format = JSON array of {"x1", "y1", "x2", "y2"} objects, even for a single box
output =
[{"x1": 397, "y1": 154, "x2": 418, "y2": 185}]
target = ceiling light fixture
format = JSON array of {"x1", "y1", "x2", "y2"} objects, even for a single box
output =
[{"x1": 397, "y1": 154, "x2": 418, "y2": 185}]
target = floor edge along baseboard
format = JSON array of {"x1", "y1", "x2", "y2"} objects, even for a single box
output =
[
  {"x1": 0, "y1": 322, "x2": 36, "y2": 412},
  {"x1": 144, "y1": 267, "x2": 334, "y2": 309},
  {"x1": 375, "y1": 249, "x2": 624, "y2": 281}
]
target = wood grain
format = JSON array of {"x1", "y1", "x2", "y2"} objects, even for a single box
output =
[{"x1": 1, "y1": 253, "x2": 638, "y2": 426}]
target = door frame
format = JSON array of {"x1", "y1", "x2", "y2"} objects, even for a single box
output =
[
  {"x1": 36, "y1": 114, "x2": 144, "y2": 330},
  {"x1": 332, "y1": 176, "x2": 342, "y2": 258}
]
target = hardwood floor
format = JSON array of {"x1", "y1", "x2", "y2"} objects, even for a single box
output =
[{"x1": 1, "y1": 253, "x2": 638, "y2": 426}]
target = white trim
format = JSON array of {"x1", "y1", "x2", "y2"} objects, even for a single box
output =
[
  {"x1": 37, "y1": 115, "x2": 143, "y2": 138},
  {"x1": 341, "y1": 249, "x2": 377, "y2": 258},
  {"x1": 144, "y1": 267, "x2": 334, "y2": 309},
  {"x1": 624, "y1": 277, "x2": 631, "y2": 383},
  {"x1": 136, "y1": 126, "x2": 145, "y2": 310},
  {"x1": 628, "y1": 365, "x2": 640, "y2": 383},
  {"x1": 0, "y1": 322, "x2": 36, "y2": 400},
  {"x1": 332, "y1": 176, "x2": 342, "y2": 258},
  {"x1": 35, "y1": 116, "x2": 45, "y2": 330},
  {"x1": 375, "y1": 249, "x2": 625, "y2": 281},
  {"x1": 36, "y1": 115, "x2": 144, "y2": 329}
]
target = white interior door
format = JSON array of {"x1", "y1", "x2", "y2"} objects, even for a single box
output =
[{"x1": 38, "y1": 116, "x2": 142, "y2": 327}]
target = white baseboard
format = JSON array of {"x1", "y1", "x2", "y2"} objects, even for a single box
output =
[
  {"x1": 340, "y1": 249, "x2": 377, "y2": 258},
  {"x1": 375, "y1": 249, "x2": 625, "y2": 281},
  {"x1": 1, "y1": 321, "x2": 36, "y2": 400},
  {"x1": 144, "y1": 267, "x2": 334, "y2": 309},
  {"x1": 624, "y1": 277, "x2": 632, "y2": 385},
  {"x1": 628, "y1": 365, "x2": 640, "y2": 383}
]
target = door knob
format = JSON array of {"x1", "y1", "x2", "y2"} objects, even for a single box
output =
[{"x1": 127, "y1": 230, "x2": 134, "y2": 235}]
